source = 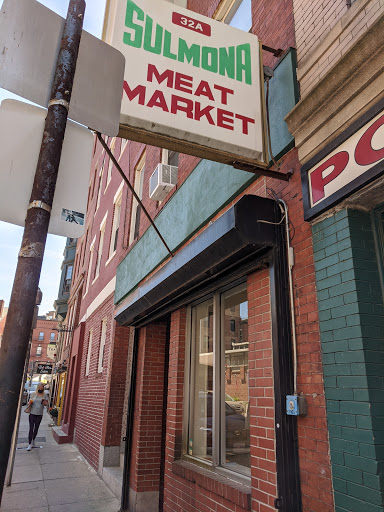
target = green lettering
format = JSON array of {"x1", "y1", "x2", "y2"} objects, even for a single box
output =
[
  {"x1": 143, "y1": 16, "x2": 163, "y2": 55},
  {"x1": 201, "y1": 47, "x2": 218, "y2": 73},
  {"x1": 123, "y1": 0, "x2": 144, "y2": 48},
  {"x1": 219, "y1": 46, "x2": 235, "y2": 80},
  {"x1": 163, "y1": 31, "x2": 177, "y2": 60},
  {"x1": 178, "y1": 39, "x2": 200, "y2": 67},
  {"x1": 236, "y1": 44, "x2": 252, "y2": 85}
]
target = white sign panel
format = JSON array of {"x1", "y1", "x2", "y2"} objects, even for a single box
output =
[
  {"x1": 302, "y1": 107, "x2": 384, "y2": 220},
  {"x1": 108, "y1": 0, "x2": 265, "y2": 163},
  {"x1": 0, "y1": 0, "x2": 125, "y2": 136},
  {"x1": 0, "y1": 99, "x2": 93, "y2": 238},
  {"x1": 47, "y1": 343, "x2": 57, "y2": 361}
]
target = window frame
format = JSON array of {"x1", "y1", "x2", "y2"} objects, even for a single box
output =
[
  {"x1": 213, "y1": 0, "x2": 252, "y2": 32},
  {"x1": 105, "y1": 137, "x2": 117, "y2": 190},
  {"x1": 129, "y1": 151, "x2": 146, "y2": 245},
  {"x1": 107, "y1": 182, "x2": 124, "y2": 263},
  {"x1": 183, "y1": 281, "x2": 250, "y2": 483},
  {"x1": 94, "y1": 213, "x2": 108, "y2": 282},
  {"x1": 97, "y1": 318, "x2": 108, "y2": 373},
  {"x1": 85, "y1": 329, "x2": 93, "y2": 376},
  {"x1": 84, "y1": 236, "x2": 96, "y2": 296},
  {"x1": 38, "y1": 332, "x2": 44, "y2": 341}
]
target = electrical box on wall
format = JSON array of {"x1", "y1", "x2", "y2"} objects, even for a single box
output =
[{"x1": 286, "y1": 395, "x2": 307, "y2": 416}]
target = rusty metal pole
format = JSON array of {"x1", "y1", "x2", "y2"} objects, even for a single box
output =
[{"x1": 0, "y1": 1, "x2": 85, "y2": 502}]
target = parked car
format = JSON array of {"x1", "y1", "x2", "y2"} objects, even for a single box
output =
[{"x1": 198, "y1": 391, "x2": 249, "y2": 449}]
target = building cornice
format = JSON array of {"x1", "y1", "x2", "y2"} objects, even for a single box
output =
[{"x1": 285, "y1": 13, "x2": 384, "y2": 164}]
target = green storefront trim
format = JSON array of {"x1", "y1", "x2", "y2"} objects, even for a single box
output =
[{"x1": 312, "y1": 208, "x2": 384, "y2": 512}]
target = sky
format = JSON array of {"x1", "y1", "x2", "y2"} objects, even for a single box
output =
[{"x1": 0, "y1": 0, "x2": 107, "y2": 314}]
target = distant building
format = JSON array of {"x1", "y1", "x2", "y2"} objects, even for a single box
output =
[
  {"x1": 29, "y1": 313, "x2": 58, "y2": 380},
  {"x1": 51, "y1": 237, "x2": 77, "y2": 422}
]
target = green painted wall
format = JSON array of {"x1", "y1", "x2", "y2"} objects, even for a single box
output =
[
  {"x1": 312, "y1": 209, "x2": 384, "y2": 512},
  {"x1": 267, "y1": 49, "x2": 298, "y2": 162},
  {"x1": 115, "y1": 160, "x2": 255, "y2": 304}
]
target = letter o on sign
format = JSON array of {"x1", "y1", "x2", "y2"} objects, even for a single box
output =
[{"x1": 355, "y1": 115, "x2": 384, "y2": 166}]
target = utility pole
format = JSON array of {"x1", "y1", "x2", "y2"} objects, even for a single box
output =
[{"x1": 0, "y1": 1, "x2": 85, "y2": 503}]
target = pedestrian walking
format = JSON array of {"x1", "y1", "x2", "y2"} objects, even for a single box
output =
[{"x1": 26, "y1": 383, "x2": 48, "y2": 451}]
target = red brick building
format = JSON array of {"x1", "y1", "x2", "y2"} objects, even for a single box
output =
[
  {"x1": 57, "y1": 0, "x2": 339, "y2": 511},
  {"x1": 29, "y1": 314, "x2": 58, "y2": 377}
]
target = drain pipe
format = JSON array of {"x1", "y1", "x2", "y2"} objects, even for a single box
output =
[{"x1": 278, "y1": 199, "x2": 298, "y2": 396}]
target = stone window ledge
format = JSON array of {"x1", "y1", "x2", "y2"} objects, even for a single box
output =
[{"x1": 172, "y1": 460, "x2": 251, "y2": 510}]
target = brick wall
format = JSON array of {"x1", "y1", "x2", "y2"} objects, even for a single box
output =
[
  {"x1": 30, "y1": 318, "x2": 58, "y2": 368},
  {"x1": 247, "y1": 269, "x2": 277, "y2": 511},
  {"x1": 312, "y1": 208, "x2": 384, "y2": 511},
  {"x1": 292, "y1": 0, "x2": 384, "y2": 97},
  {"x1": 74, "y1": 295, "x2": 118, "y2": 468},
  {"x1": 129, "y1": 323, "x2": 167, "y2": 504}
]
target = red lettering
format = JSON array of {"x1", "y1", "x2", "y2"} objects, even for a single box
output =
[
  {"x1": 171, "y1": 95, "x2": 194, "y2": 119},
  {"x1": 355, "y1": 114, "x2": 384, "y2": 166},
  {"x1": 147, "y1": 90, "x2": 169, "y2": 112},
  {"x1": 194, "y1": 102, "x2": 215, "y2": 124},
  {"x1": 174, "y1": 72, "x2": 193, "y2": 94},
  {"x1": 310, "y1": 151, "x2": 349, "y2": 204},
  {"x1": 217, "y1": 109, "x2": 234, "y2": 130},
  {"x1": 214, "y1": 84, "x2": 234, "y2": 105},
  {"x1": 194, "y1": 80, "x2": 214, "y2": 101},
  {"x1": 147, "y1": 64, "x2": 174, "y2": 87},
  {"x1": 123, "y1": 82, "x2": 146, "y2": 105},
  {"x1": 235, "y1": 114, "x2": 255, "y2": 135}
]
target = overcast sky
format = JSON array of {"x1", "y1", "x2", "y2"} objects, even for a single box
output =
[{"x1": 0, "y1": 0, "x2": 107, "y2": 314}]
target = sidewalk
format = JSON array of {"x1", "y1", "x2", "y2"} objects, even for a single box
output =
[{"x1": 1, "y1": 407, "x2": 121, "y2": 511}]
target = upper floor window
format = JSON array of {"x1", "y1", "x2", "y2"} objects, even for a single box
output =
[
  {"x1": 95, "y1": 214, "x2": 108, "y2": 280},
  {"x1": 129, "y1": 152, "x2": 146, "y2": 245},
  {"x1": 162, "y1": 149, "x2": 179, "y2": 168},
  {"x1": 215, "y1": 0, "x2": 252, "y2": 32},
  {"x1": 50, "y1": 333, "x2": 55, "y2": 342},
  {"x1": 62, "y1": 265, "x2": 73, "y2": 294},
  {"x1": 109, "y1": 183, "x2": 124, "y2": 259},
  {"x1": 36, "y1": 345, "x2": 42, "y2": 356},
  {"x1": 38, "y1": 332, "x2": 44, "y2": 341},
  {"x1": 97, "y1": 318, "x2": 108, "y2": 373},
  {"x1": 85, "y1": 237, "x2": 96, "y2": 296},
  {"x1": 85, "y1": 329, "x2": 93, "y2": 376},
  {"x1": 106, "y1": 137, "x2": 117, "y2": 188}
]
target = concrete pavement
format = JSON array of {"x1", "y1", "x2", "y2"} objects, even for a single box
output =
[{"x1": 1, "y1": 406, "x2": 121, "y2": 511}]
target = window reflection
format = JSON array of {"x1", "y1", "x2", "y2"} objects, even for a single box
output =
[{"x1": 223, "y1": 285, "x2": 250, "y2": 469}]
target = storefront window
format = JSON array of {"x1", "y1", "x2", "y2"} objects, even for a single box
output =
[
  {"x1": 189, "y1": 298, "x2": 214, "y2": 462},
  {"x1": 187, "y1": 283, "x2": 250, "y2": 475}
]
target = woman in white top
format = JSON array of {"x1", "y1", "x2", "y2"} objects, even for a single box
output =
[{"x1": 27, "y1": 383, "x2": 48, "y2": 451}]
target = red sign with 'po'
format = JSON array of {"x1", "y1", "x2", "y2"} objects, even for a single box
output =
[{"x1": 303, "y1": 107, "x2": 384, "y2": 220}]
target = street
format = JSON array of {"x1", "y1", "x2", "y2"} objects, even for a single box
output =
[{"x1": 1, "y1": 407, "x2": 120, "y2": 511}]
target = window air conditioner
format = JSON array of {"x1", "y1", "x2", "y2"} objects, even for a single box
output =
[{"x1": 149, "y1": 163, "x2": 178, "y2": 201}]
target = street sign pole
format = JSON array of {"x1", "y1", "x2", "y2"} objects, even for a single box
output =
[{"x1": 0, "y1": 0, "x2": 85, "y2": 502}]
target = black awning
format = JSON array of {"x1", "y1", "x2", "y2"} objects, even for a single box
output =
[{"x1": 115, "y1": 195, "x2": 283, "y2": 326}]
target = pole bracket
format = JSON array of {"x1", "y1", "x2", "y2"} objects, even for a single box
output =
[
  {"x1": 262, "y1": 44, "x2": 284, "y2": 57},
  {"x1": 48, "y1": 98, "x2": 69, "y2": 111},
  {"x1": 28, "y1": 200, "x2": 52, "y2": 214}
]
